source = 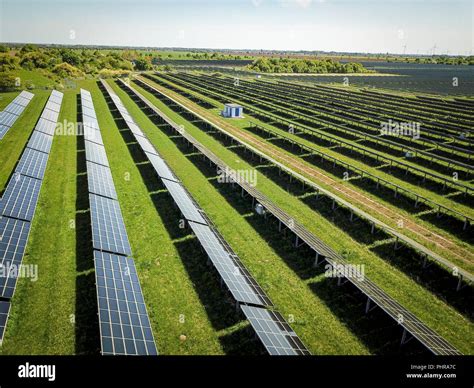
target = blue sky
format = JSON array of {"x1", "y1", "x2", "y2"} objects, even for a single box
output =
[{"x1": 0, "y1": 0, "x2": 472, "y2": 54}]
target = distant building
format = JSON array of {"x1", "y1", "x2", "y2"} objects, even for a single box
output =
[{"x1": 222, "y1": 103, "x2": 243, "y2": 118}]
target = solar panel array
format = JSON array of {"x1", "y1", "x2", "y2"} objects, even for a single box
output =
[
  {"x1": 80, "y1": 89, "x2": 157, "y2": 356},
  {"x1": 0, "y1": 91, "x2": 34, "y2": 140},
  {"x1": 0, "y1": 301, "x2": 10, "y2": 345},
  {"x1": 0, "y1": 90, "x2": 63, "y2": 344},
  {"x1": 119, "y1": 78, "x2": 462, "y2": 356},
  {"x1": 103, "y1": 80, "x2": 308, "y2": 355}
]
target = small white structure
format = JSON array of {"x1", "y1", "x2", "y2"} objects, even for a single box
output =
[{"x1": 222, "y1": 103, "x2": 243, "y2": 118}]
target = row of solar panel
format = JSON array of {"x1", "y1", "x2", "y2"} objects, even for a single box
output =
[
  {"x1": 0, "y1": 90, "x2": 64, "y2": 345},
  {"x1": 80, "y1": 89, "x2": 157, "y2": 356},
  {"x1": 132, "y1": 77, "x2": 462, "y2": 356},
  {"x1": 106, "y1": 79, "x2": 310, "y2": 356},
  {"x1": 0, "y1": 91, "x2": 34, "y2": 140}
]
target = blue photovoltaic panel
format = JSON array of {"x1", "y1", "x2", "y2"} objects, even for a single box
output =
[
  {"x1": 87, "y1": 161, "x2": 118, "y2": 200},
  {"x1": 146, "y1": 152, "x2": 178, "y2": 182},
  {"x1": 35, "y1": 118, "x2": 57, "y2": 136},
  {"x1": 85, "y1": 140, "x2": 109, "y2": 167},
  {"x1": 27, "y1": 131, "x2": 53, "y2": 154},
  {"x1": 135, "y1": 135, "x2": 158, "y2": 155},
  {"x1": 48, "y1": 94, "x2": 63, "y2": 106},
  {"x1": 81, "y1": 98, "x2": 94, "y2": 110},
  {"x1": 241, "y1": 305, "x2": 311, "y2": 356},
  {"x1": 15, "y1": 148, "x2": 49, "y2": 180},
  {"x1": 0, "y1": 124, "x2": 8, "y2": 139},
  {"x1": 4, "y1": 104, "x2": 24, "y2": 116},
  {"x1": 0, "y1": 112, "x2": 17, "y2": 127},
  {"x1": 90, "y1": 194, "x2": 132, "y2": 256},
  {"x1": 41, "y1": 109, "x2": 59, "y2": 123},
  {"x1": 84, "y1": 128, "x2": 104, "y2": 145},
  {"x1": 0, "y1": 217, "x2": 31, "y2": 299},
  {"x1": 0, "y1": 301, "x2": 10, "y2": 344},
  {"x1": 161, "y1": 179, "x2": 206, "y2": 224},
  {"x1": 127, "y1": 122, "x2": 144, "y2": 137},
  {"x1": 0, "y1": 174, "x2": 42, "y2": 221},
  {"x1": 94, "y1": 250, "x2": 158, "y2": 355},
  {"x1": 83, "y1": 106, "x2": 97, "y2": 120},
  {"x1": 83, "y1": 118, "x2": 100, "y2": 132},
  {"x1": 188, "y1": 221, "x2": 272, "y2": 306}
]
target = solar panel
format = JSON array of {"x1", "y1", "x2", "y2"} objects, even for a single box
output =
[
  {"x1": 0, "y1": 301, "x2": 10, "y2": 344},
  {"x1": 0, "y1": 91, "x2": 34, "y2": 140},
  {"x1": 83, "y1": 117, "x2": 100, "y2": 132},
  {"x1": 15, "y1": 148, "x2": 49, "y2": 180},
  {"x1": 87, "y1": 161, "x2": 118, "y2": 200},
  {"x1": 85, "y1": 140, "x2": 109, "y2": 167},
  {"x1": 146, "y1": 152, "x2": 179, "y2": 182},
  {"x1": 189, "y1": 221, "x2": 272, "y2": 306},
  {"x1": 41, "y1": 109, "x2": 59, "y2": 123},
  {"x1": 121, "y1": 112, "x2": 135, "y2": 124},
  {"x1": 135, "y1": 135, "x2": 158, "y2": 155},
  {"x1": 0, "y1": 124, "x2": 8, "y2": 139},
  {"x1": 81, "y1": 89, "x2": 92, "y2": 100},
  {"x1": 94, "y1": 250, "x2": 158, "y2": 355},
  {"x1": 0, "y1": 217, "x2": 31, "y2": 299},
  {"x1": 0, "y1": 174, "x2": 42, "y2": 221},
  {"x1": 81, "y1": 98, "x2": 95, "y2": 110},
  {"x1": 48, "y1": 94, "x2": 63, "y2": 106},
  {"x1": 241, "y1": 305, "x2": 310, "y2": 356},
  {"x1": 161, "y1": 179, "x2": 206, "y2": 224},
  {"x1": 90, "y1": 194, "x2": 132, "y2": 256},
  {"x1": 4, "y1": 104, "x2": 24, "y2": 116},
  {"x1": 27, "y1": 131, "x2": 53, "y2": 154},
  {"x1": 84, "y1": 128, "x2": 104, "y2": 145},
  {"x1": 82, "y1": 106, "x2": 97, "y2": 120},
  {"x1": 0, "y1": 112, "x2": 17, "y2": 127},
  {"x1": 35, "y1": 118, "x2": 57, "y2": 136},
  {"x1": 127, "y1": 122, "x2": 144, "y2": 137},
  {"x1": 44, "y1": 100, "x2": 61, "y2": 113},
  {"x1": 19, "y1": 91, "x2": 34, "y2": 100}
]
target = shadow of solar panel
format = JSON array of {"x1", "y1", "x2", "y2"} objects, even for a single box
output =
[
  {"x1": 0, "y1": 217, "x2": 31, "y2": 299},
  {"x1": 15, "y1": 148, "x2": 49, "y2": 180},
  {"x1": 35, "y1": 118, "x2": 57, "y2": 136},
  {"x1": 87, "y1": 161, "x2": 118, "y2": 200},
  {"x1": 241, "y1": 305, "x2": 310, "y2": 356},
  {"x1": 94, "y1": 251, "x2": 158, "y2": 355},
  {"x1": 85, "y1": 140, "x2": 109, "y2": 167},
  {"x1": 41, "y1": 109, "x2": 59, "y2": 123},
  {"x1": 135, "y1": 135, "x2": 158, "y2": 155},
  {"x1": 161, "y1": 179, "x2": 206, "y2": 224},
  {"x1": 189, "y1": 221, "x2": 271, "y2": 307},
  {"x1": 0, "y1": 175, "x2": 42, "y2": 221},
  {"x1": 146, "y1": 152, "x2": 179, "y2": 182},
  {"x1": 27, "y1": 131, "x2": 53, "y2": 154},
  {"x1": 90, "y1": 194, "x2": 132, "y2": 256},
  {"x1": 0, "y1": 301, "x2": 10, "y2": 344}
]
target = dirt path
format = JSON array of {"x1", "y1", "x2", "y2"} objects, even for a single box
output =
[{"x1": 138, "y1": 76, "x2": 474, "y2": 268}]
